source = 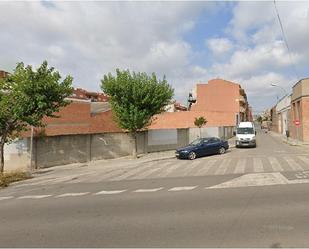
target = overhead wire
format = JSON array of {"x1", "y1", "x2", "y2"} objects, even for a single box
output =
[{"x1": 273, "y1": 0, "x2": 300, "y2": 80}]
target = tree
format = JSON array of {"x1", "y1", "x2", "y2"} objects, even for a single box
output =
[
  {"x1": 256, "y1": 115, "x2": 263, "y2": 124},
  {"x1": 194, "y1": 116, "x2": 207, "y2": 138},
  {"x1": 101, "y1": 69, "x2": 174, "y2": 158},
  {"x1": 0, "y1": 61, "x2": 73, "y2": 172}
]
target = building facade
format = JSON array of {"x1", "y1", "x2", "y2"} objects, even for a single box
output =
[
  {"x1": 275, "y1": 94, "x2": 291, "y2": 135},
  {"x1": 290, "y1": 78, "x2": 309, "y2": 142},
  {"x1": 0, "y1": 70, "x2": 9, "y2": 79},
  {"x1": 190, "y1": 79, "x2": 250, "y2": 125}
]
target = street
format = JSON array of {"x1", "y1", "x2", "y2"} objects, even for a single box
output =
[{"x1": 1, "y1": 131, "x2": 309, "y2": 247}]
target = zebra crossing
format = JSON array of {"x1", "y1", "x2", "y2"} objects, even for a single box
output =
[
  {"x1": 105, "y1": 155, "x2": 309, "y2": 181},
  {"x1": 13, "y1": 154, "x2": 309, "y2": 187}
]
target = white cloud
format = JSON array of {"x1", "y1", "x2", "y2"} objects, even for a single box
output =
[
  {"x1": 211, "y1": 41, "x2": 302, "y2": 79},
  {"x1": 0, "y1": 1, "x2": 206, "y2": 91},
  {"x1": 207, "y1": 38, "x2": 233, "y2": 55},
  {"x1": 1, "y1": 1, "x2": 309, "y2": 113},
  {"x1": 206, "y1": 2, "x2": 309, "y2": 112}
]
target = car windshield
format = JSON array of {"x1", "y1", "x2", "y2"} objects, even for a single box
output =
[
  {"x1": 237, "y1": 127, "x2": 254, "y2": 134},
  {"x1": 190, "y1": 138, "x2": 203, "y2": 145}
]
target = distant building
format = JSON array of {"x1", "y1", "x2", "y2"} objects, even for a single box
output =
[
  {"x1": 0, "y1": 70, "x2": 9, "y2": 79},
  {"x1": 269, "y1": 78, "x2": 309, "y2": 142},
  {"x1": 190, "y1": 79, "x2": 250, "y2": 125},
  {"x1": 70, "y1": 88, "x2": 109, "y2": 102},
  {"x1": 165, "y1": 100, "x2": 187, "y2": 112}
]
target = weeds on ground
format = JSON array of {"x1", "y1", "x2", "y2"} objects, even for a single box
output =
[{"x1": 0, "y1": 171, "x2": 32, "y2": 188}]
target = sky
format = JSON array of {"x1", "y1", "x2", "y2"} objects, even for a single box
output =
[{"x1": 1, "y1": 1, "x2": 309, "y2": 114}]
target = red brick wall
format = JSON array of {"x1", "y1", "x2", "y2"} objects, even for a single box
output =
[
  {"x1": 289, "y1": 98, "x2": 309, "y2": 141},
  {"x1": 149, "y1": 110, "x2": 236, "y2": 129},
  {"x1": 0, "y1": 70, "x2": 9, "y2": 79},
  {"x1": 191, "y1": 79, "x2": 240, "y2": 113},
  {"x1": 301, "y1": 97, "x2": 309, "y2": 141},
  {"x1": 23, "y1": 101, "x2": 121, "y2": 137}
]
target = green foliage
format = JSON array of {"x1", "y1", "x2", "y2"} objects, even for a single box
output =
[
  {"x1": 256, "y1": 115, "x2": 263, "y2": 123},
  {"x1": 194, "y1": 116, "x2": 207, "y2": 128},
  {"x1": 101, "y1": 69, "x2": 174, "y2": 133},
  {"x1": 0, "y1": 171, "x2": 32, "y2": 188},
  {"x1": 0, "y1": 61, "x2": 73, "y2": 142},
  {"x1": 0, "y1": 61, "x2": 73, "y2": 172}
]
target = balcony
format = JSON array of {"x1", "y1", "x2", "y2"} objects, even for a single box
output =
[
  {"x1": 240, "y1": 106, "x2": 246, "y2": 113},
  {"x1": 239, "y1": 95, "x2": 246, "y2": 103}
]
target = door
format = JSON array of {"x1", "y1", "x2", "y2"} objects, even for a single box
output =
[
  {"x1": 207, "y1": 138, "x2": 221, "y2": 154},
  {"x1": 196, "y1": 138, "x2": 210, "y2": 156}
]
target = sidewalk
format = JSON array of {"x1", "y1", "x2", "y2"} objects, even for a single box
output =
[{"x1": 268, "y1": 131, "x2": 309, "y2": 148}]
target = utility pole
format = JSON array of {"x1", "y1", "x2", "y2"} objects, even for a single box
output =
[{"x1": 29, "y1": 126, "x2": 34, "y2": 171}]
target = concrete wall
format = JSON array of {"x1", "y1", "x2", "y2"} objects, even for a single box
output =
[
  {"x1": 3, "y1": 139, "x2": 30, "y2": 172},
  {"x1": 147, "y1": 129, "x2": 188, "y2": 152},
  {"x1": 218, "y1": 126, "x2": 235, "y2": 140},
  {"x1": 31, "y1": 129, "x2": 190, "y2": 168},
  {"x1": 35, "y1": 134, "x2": 91, "y2": 168},
  {"x1": 189, "y1": 127, "x2": 219, "y2": 143},
  {"x1": 292, "y1": 79, "x2": 309, "y2": 101},
  {"x1": 8, "y1": 125, "x2": 234, "y2": 170},
  {"x1": 90, "y1": 133, "x2": 133, "y2": 160},
  {"x1": 276, "y1": 95, "x2": 291, "y2": 112}
]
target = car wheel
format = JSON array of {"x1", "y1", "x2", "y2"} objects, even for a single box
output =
[
  {"x1": 188, "y1": 151, "x2": 196, "y2": 160},
  {"x1": 219, "y1": 147, "x2": 226, "y2": 154}
]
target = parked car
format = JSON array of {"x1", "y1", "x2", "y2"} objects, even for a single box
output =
[{"x1": 175, "y1": 137, "x2": 229, "y2": 160}]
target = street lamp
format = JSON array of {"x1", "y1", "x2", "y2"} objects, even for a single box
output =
[{"x1": 270, "y1": 83, "x2": 288, "y2": 97}]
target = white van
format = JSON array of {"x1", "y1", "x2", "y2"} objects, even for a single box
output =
[{"x1": 235, "y1": 122, "x2": 256, "y2": 148}]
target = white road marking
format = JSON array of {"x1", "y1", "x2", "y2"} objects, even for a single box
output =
[
  {"x1": 234, "y1": 158, "x2": 246, "y2": 174},
  {"x1": 133, "y1": 187, "x2": 163, "y2": 193},
  {"x1": 17, "y1": 195, "x2": 52, "y2": 199},
  {"x1": 207, "y1": 173, "x2": 289, "y2": 189},
  {"x1": 214, "y1": 159, "x2": 231, "y2": 175},
  {"x1": 284, "y1": 157, "x2": 303, "y2": 171},
  {"x1": 297, "y1": 156, "x2": 309, "y2": 169},
  {"x1": 269, "y1": 157, "x2": 284, "y2": 171},
  {"x1": 0, "y1": 196, "x2": 14, "y2": 201},
  {"x1": 111, "y1": 164, "x2": 155, "y2": 181},
  {"x1": 168, "y1": 186, "x2": 198, "y2": 191},
  {"x1": 253, "y1": 158, "x2": 264, "y2": 172},
  {"x1": 157, "y1": 163, "x2": 183, "y2": 177},
  {"x1": 98, "y1": 169, "x2": 129, "y2": 181},
  {"x1": 94, "y1": 190, "x2": 127, "y2": 195},
  {"x1": 193, "y1": 159, "x2": 217, "y2": 175},
  {"x1": 132, "y1": 167, "x2": 162, "y2": 179},
  {"x1": 55, "y1": 192, "x2": 90, "y2": 198}
]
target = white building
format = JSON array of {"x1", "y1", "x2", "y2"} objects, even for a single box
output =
[{"x1": 275, "y1": 94, "x2": 291, "y2": 135}]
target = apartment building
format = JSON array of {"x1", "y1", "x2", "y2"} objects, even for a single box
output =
[{"x1": 190, "y1": 79, "x2": 251, "y2": 125}]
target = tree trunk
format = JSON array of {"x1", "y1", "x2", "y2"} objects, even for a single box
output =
[
  {"x1": 0, "y1": 141, "x2": 5, "y2": 173},
  {"x1": 199, "y1": 127, "x2": 201, "y2": 138},
  {"x1": 131, "y1": 132, "x2": 138, "y2": 159}
]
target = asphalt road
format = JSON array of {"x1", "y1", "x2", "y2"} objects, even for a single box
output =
[{"x1": 1, "y1": 131, "x2": 309, "y2": 247}]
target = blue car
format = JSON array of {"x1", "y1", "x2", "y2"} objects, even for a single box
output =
[{"x1": 175, "y1": 137, "x2": 229, "y2": 160}]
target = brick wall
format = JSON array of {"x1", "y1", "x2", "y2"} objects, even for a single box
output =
[
  {"x1": 0, "y1": 70, "x2": 9, "y2": 79},
  {"x1": 22, "y1": 100, "x2": 121, "y2": 138},
  {"x1": 301, "y1": 97, "x2": 309, "y2": 142},
  {"x1": 191, "y1": 79, "x2": 240, "y2": 113}
]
